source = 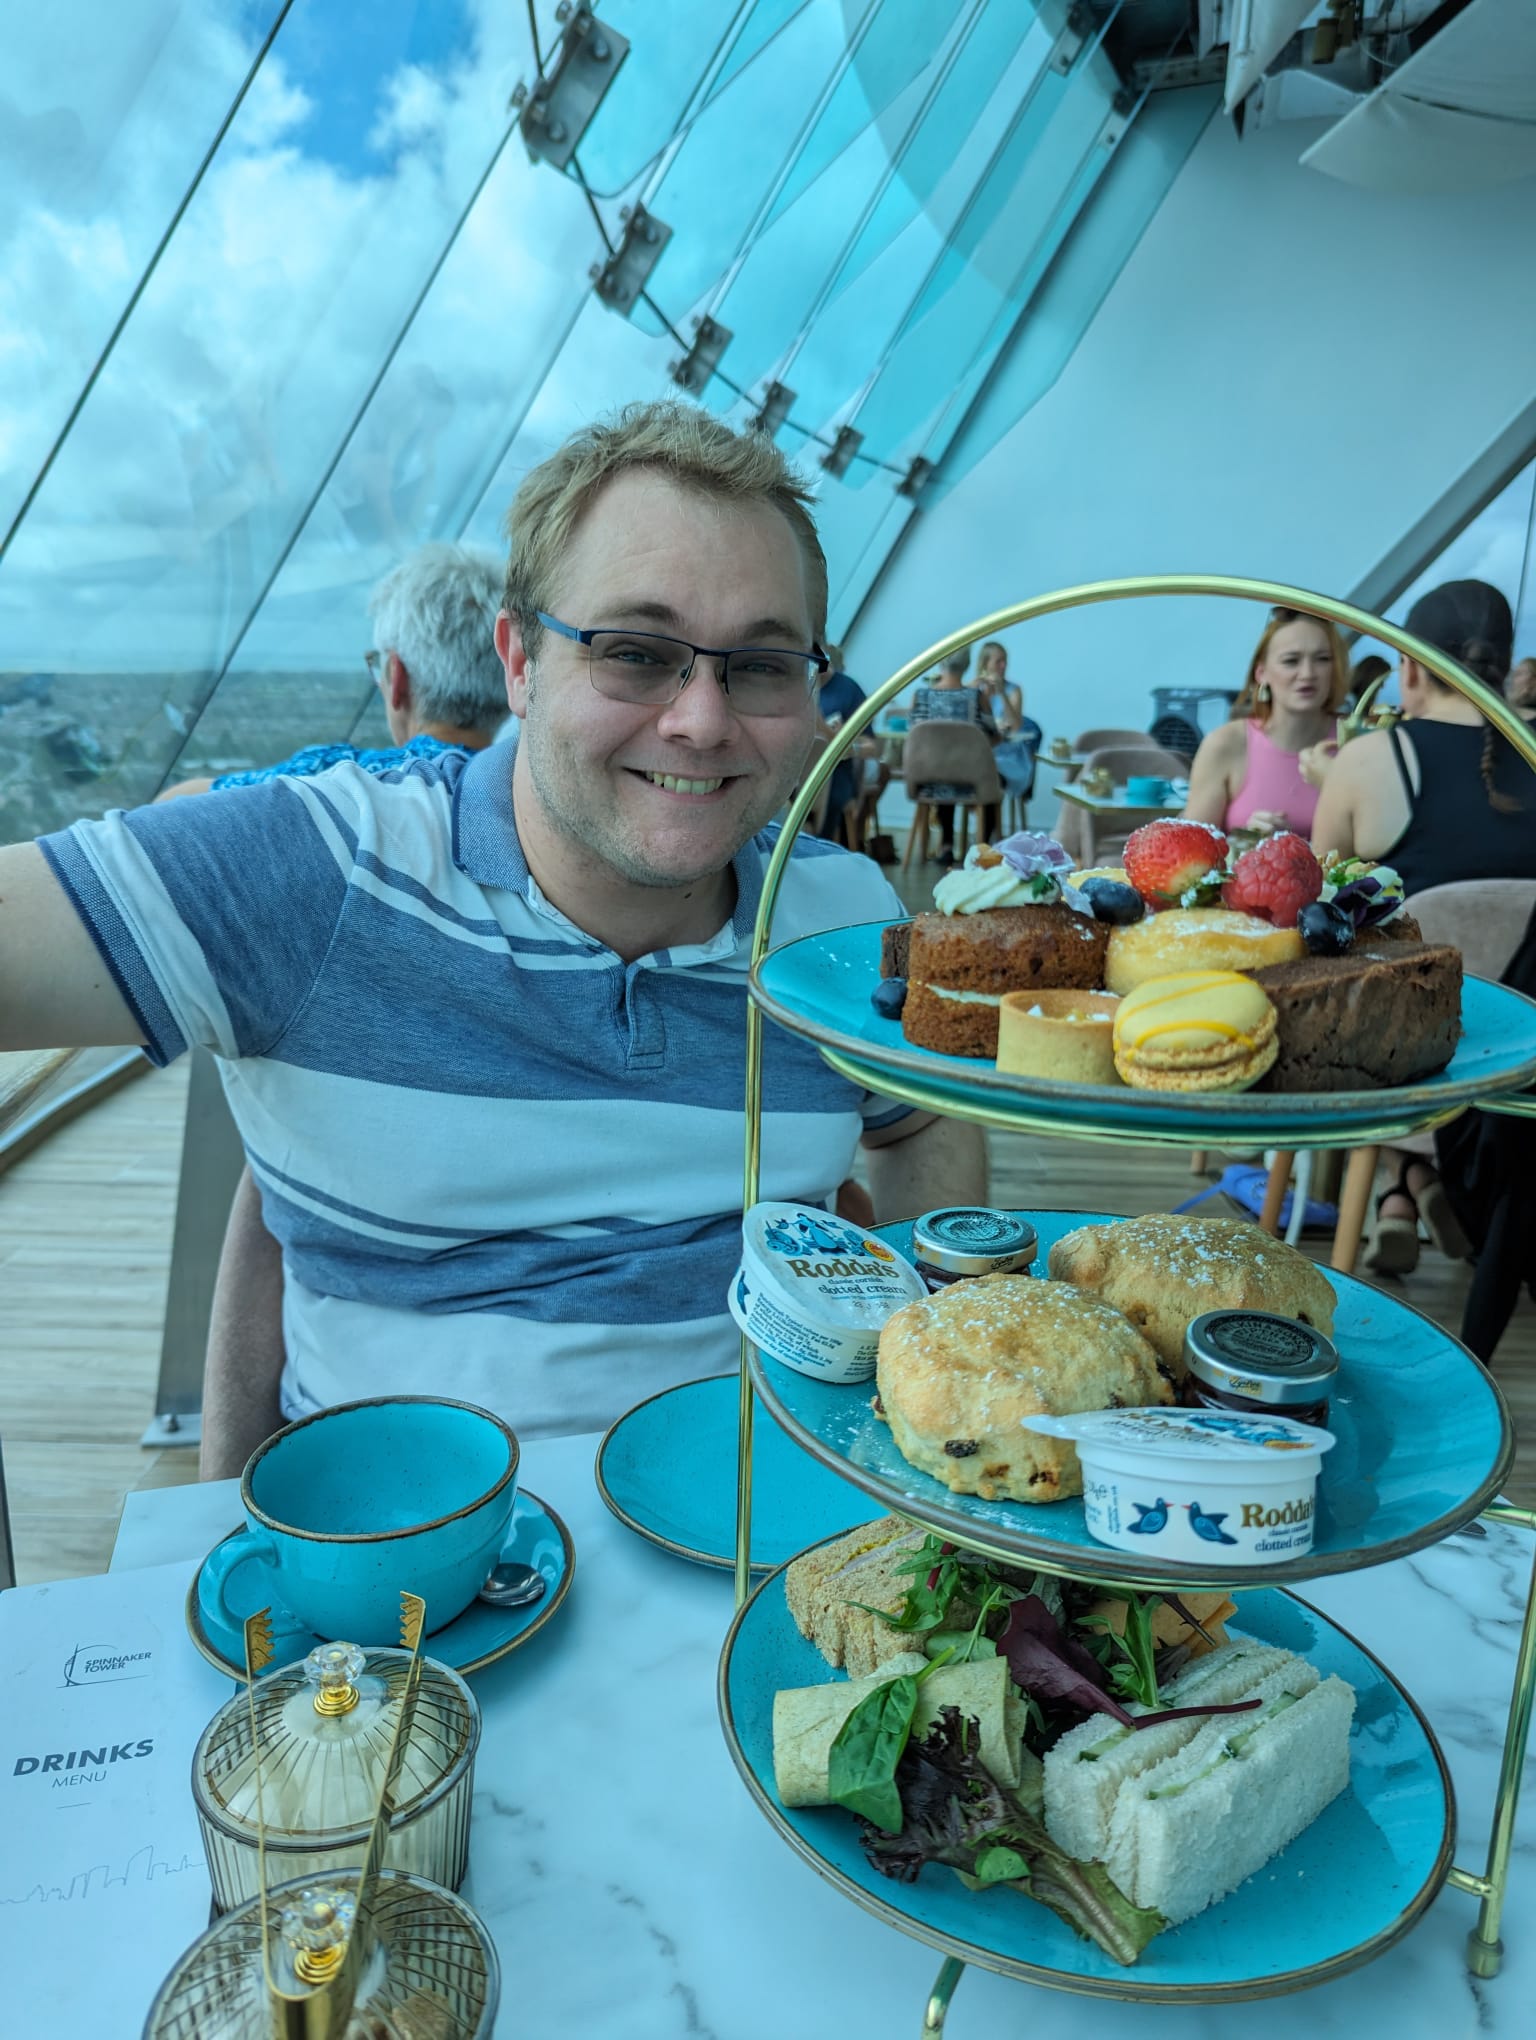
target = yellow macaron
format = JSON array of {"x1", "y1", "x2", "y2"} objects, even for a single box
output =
[{"x1": 1112, "y1": 971, "x2": 1278, "y2": 1093}]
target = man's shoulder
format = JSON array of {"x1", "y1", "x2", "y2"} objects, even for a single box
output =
[{"x1": 755, "y1": 825, "x2": 905, "y2": 924}]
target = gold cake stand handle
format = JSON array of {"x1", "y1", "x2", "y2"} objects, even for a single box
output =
[
  {"x1": 921, "y1": 1956, "x2": 965, "y2": 2035},
  {"x1": 1448, "y1": 1502, "x2": 1536, "y2": 1979}
]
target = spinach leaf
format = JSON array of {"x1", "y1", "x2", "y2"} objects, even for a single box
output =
[{"x1": 827, "y1": 1653, "x2": 952, "y2": 1835}]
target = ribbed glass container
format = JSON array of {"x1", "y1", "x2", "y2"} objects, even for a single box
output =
[
  {"x1": 143, "y1": 1867, "x2": 499, "y2": 2038},
  {"x1": 191, "y1": 1643, "x2": 479, "y2": 1911}
]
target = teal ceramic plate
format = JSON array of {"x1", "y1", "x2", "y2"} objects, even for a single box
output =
[
  {"x1": 751, "y1": 920, "x2": 1536, "y2": 1145},
  {"x1": 596, "y1": 1375, "x2": 866, "y2": 1571},
  {"x1": 748, "y1": 1214, "x2": 1513, "y2": 1589},
  {"x1": 186, "y1": 1487, "x2": 573, "y2": 1679},
  {"x1": 719, "y1": 1568, "x2": 1453, "y2": 2002}
]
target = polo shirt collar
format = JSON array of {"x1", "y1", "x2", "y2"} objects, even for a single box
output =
[{"x1": 451, "y1": 741, "x2": 768, "y2": 964}]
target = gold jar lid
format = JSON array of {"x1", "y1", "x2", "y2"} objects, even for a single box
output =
[
  {"x1": 145, "y1": 1867, "x2": 499, "y2": 2038},
  {"x1": 192, "y1": 1642, "x2": 479, "y2": 1850}
]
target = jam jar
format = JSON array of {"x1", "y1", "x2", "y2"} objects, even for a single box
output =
[
  {"x1": 1182, "y1": 1309, "x2": 1338, "y2": 1429},
  {"x1": 910, "y1": 1208, "x2": 1037, "y2": 1290}
]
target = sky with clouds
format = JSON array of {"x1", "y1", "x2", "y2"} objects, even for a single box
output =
[{"x1": 2, "y1": 0, "x2": 1530, "y2": 731}]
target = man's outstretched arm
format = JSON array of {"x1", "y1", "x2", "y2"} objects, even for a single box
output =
[
  {"x1": 200, "y1": 1168, "x2": 287, "y2": 1481},
  {"x1": 0, "y1": 844, "x2": 145, "y2": 1050},
  {"x1": 861, "y1": 1111, "x2": 988, "y2": 1222}
]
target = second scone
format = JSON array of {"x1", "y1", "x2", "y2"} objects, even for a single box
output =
[{"x1": 875, "y1": 1276, "x2": 1174, "y2": 1504}]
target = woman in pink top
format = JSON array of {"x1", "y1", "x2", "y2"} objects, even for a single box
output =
[{"x1": 1184, "y1": 607, "x2": 1350, "y2": 836}]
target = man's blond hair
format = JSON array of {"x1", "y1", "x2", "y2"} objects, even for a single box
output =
[{"x1": 503, "y1": 400, "x2": 827, "y2": 655}]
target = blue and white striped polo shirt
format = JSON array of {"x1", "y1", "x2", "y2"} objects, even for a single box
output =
[{"x1": 40, "y1": 746, "x2": 913, "y2": 1435}]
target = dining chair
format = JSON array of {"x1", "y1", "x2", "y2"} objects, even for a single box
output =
[
  {"x1": 900, "y1": 721, "x2": 1005, "y2": 869},
  {"x1": 1072, "y1": 726, "x2": 1148, "y2": 755}
]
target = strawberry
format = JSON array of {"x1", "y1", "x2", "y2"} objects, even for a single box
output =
[
  {"x1": 1222, "y1": 833, "x2": 1324, "y2": 928},
  {"x1": 1122, "y1": 819, "x2": 1230, "y2": 910}
]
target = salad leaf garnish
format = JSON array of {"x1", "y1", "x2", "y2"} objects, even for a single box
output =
[
  {"x1": 827, "y1": 1653, "x2": 953, "y2": 1834},
  {"x1": 858, "y1": 1708, "x2": 1166, "y2": 1966}
]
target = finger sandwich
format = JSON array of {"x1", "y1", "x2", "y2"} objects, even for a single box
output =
[{"x1": 1045, "y1": 1643, "x2": 1354, "y2": 1926}]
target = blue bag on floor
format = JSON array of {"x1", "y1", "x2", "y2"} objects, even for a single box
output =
[{"x1": 1173, "y1": 1164, "x2": 1337, "y2": 1233}]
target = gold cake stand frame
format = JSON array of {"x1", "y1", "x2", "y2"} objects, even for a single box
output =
[{"x1": 730, "y1": 574, "x2": 1536, "y2": 2033}]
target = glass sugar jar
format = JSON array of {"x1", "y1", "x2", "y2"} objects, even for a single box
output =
[
  {"x1": 144, "y1": 1866, "x2": 499, "y2": 2038},
  {"x1": 191, "y1": 1640, "x2": 480, "y2": 1912}
]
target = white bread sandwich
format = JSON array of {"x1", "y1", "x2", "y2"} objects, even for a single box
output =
[
  {"x1": 1102, "y1": 1661, "x2": 1354, "y2": 1925},
  {"x1": 1043, "y1": 1640, "x2": 1300, "y2": 1863}
]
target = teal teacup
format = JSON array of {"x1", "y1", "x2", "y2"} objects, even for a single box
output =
[
  {"x1": 1126, "y1": 774, "x2": 1171, "y2": 804},
  {"x1": 202, "y1": 1397, "x2": 519, "y2": 1645}
]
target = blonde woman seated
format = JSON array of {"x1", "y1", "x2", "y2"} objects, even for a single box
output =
[
  {"x1": 972, "y1": 640, "x2": 1023, "y2": 736},
  {"x1": 1184, "y1": 608, "x2": 1349, "y2": 837},
  {"x1": 1312, "y1": 579, "x2": 1536, "y2": 1272}
]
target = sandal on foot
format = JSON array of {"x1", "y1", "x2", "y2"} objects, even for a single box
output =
[{"x1": 1363, "y1": 1177, "x2": 1420, "y2": 1276}]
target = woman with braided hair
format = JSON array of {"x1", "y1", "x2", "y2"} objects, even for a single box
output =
[{"x1": 1312, "y1": 579, "x2": 1536, "y2": 1276}]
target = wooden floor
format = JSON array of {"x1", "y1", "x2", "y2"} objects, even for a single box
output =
[{"x1": 1, "y1": 846, "x2": 1531, "y2": 1585}]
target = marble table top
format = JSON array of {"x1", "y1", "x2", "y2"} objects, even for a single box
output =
[{"x1": 109, "y1": 1430, "x2": 1533, "y2": 2039}]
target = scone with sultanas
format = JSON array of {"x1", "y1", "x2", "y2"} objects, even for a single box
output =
[
  {"x1": 1047, "y1": 1213, "x2": 1336, "y2": 1379},
  {"x1": 875, "y1": 1276, "x2": 1173, "y2": 1503}
]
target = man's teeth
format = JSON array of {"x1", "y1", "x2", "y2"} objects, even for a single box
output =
[{"x1": 646, "y1": 772, "x2": 724, "y2": 794}]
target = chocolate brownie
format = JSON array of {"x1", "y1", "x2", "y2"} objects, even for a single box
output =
[
  {"x1": 880, "y1": 921, "x2": 911, "y2": 979},
  {"x1": 1252, "y1": 937, "x2": 1462, "y2": 1091}
]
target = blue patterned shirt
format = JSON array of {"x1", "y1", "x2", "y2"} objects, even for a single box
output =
[{"x1": 211, "y1": 732, "x2": 460, "y2": 789}]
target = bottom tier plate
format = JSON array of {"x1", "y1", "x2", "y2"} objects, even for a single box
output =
[{"x1": 718, "y1": 1563, "x2": 1454, "y2": 2003}]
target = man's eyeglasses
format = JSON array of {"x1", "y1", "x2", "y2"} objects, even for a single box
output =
[{"x1": 536, "y1": 611, "x2": 827, "y2": 719}]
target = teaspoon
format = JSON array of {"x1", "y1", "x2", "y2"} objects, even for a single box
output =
[{"x1": 478, "y1": 1559, "x2": 547, "y2": 1608}]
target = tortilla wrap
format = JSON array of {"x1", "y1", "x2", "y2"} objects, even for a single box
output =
[{"x1": 773, "y1": 1652, "x2": 1024, "y2": 1809}]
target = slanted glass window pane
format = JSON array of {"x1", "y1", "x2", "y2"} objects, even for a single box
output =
[
  {"x1": 566, "y1": 1, "x2": 747, "y2": 196},
  {"x1": 0, "y1": 0, "x2": 291, "y2": 540},
  {"x1": 0, "y1": 0, "x2": 538, "y2": 830}
]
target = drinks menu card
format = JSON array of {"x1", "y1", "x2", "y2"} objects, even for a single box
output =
[{"x1": 0, "y1": 1557, "x2": 234, "y2": 2030}]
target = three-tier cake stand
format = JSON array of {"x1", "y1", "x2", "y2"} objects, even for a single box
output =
[{"x1": 720, "y1": 576, "x2": 1536, "y2": 2033}]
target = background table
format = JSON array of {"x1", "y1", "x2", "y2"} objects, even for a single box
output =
[{"x1": 109, "y1": 1429, "x2": 1532, "y2": 2038}]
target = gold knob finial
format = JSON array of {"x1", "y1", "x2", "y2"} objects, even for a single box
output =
[{"x1": 304, "y1": 1642, "x2": 366, "y2": 1716}]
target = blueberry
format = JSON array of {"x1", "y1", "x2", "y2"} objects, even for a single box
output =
[
  {"x1": 872, "y1": 976, "x2": 908, "y2": 1019},
  {"x1": 1079, "y1": 877, "x2": 1145, "y2": 925},
  {"x1": 1298, "y1": 900, "x2": 1355, "y2": 956}
]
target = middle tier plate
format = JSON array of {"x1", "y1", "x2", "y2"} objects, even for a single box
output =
[{"x1": 746, "y1": 1213, "x2": 1513, "y2": 1589}]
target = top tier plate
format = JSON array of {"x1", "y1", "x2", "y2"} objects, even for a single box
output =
[
  {"x1": 746, "y1": 1213, "x2": 1514, "y2": 1590},
  {"x1": 750, "y1": 920, "x2": 1536, "y2": 1147}
]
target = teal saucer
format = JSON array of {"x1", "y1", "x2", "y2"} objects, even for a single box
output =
[
  {"x1": 596, "y1": 1374, "x2": 865, "y2": 1571},
  {"x1": 720, "y1": 1567, "x2": 1453, "y2": 2002},
  {"x1": 186, "y1": 1487, "x2": 573, "y2": 1678}
]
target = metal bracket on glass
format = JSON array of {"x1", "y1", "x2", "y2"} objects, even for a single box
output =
[
  {"x1": 749, "y1": 383, "x2": 796, "y2": 439},
  {"x1": 669, "y1": 316, "x2": 733, "y2": 396},
  {"x1": 896, "y1": 455, "x2": 935, "y2": 501},
  {"x1": 1047, "y1": 1, "x2": 1096, "y2": 75},
  {"x1": 820, "y1": 426, "x2": 864, "y2": 479},
  {"x1": 514, "y1": 6, "x2": 629, "y2": 171},
  {"x1": 592, "y1": 204, "x2": 673, "y2": 314}
]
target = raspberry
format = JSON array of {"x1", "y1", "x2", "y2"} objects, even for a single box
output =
[
  {"x1": 1222, "y1": 833, "x2": 1324, "y2": 928},
  {"x1": 1122, "y1": 820, "x2": 1229, "y2": 910}
]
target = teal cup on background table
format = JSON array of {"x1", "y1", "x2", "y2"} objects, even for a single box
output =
[
  {"x1": 201, "y1": 1397, "x2": 519, "y2": 1644},
  {"x1": 1125, "y1": 774, "x2": 1172, "y2": 804}
]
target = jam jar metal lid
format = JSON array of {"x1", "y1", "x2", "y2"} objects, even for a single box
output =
[
  {"x1": 1184, "y1": 1309, "x2": 1339, "y2": 1408},
  {"x1": 910, "y1": 1207, "x2": 1038, "y2": 1276}
]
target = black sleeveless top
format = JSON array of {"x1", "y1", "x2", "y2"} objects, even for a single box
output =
[{"x1": 1384, "y1": 721, "x2": 1536, "y2": 896}]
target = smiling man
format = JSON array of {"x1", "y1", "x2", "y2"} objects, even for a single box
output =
[{"x1": 0, "y1": 400, "x2": 984, "y2": 1470}]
